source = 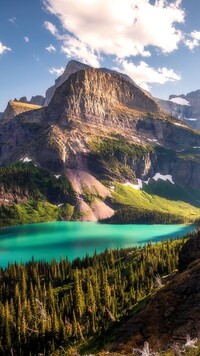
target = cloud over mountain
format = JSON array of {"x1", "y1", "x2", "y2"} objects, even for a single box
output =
[
  {"x1": 43, "y1": 0, "x2": 185, "y2": 87},
  {"x1": 49, "y1": 66, "x2": 64, "y2": 75},
  {"x1": 43, "y1": 0, "x2": 184, "y2": 62},
  {"x1": 114, "y1": 59, "x2": 181, "y2": 91}
]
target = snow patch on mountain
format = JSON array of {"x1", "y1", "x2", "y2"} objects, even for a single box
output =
[
  {"x1": 20, "y1": 156, "x2": 32, "y2": 163},
  {"x1": 152, "y1": 173, "x2": 174, "y2": 184},
  {"x1": 123, "y1": 173, "x2": 175, "y2": 190},
  {"x1": 185, "y1": 118, "x2": 197, "y2": 121},
  {"x1": 170, "y1": 97, "x2": 190, "y2": 106},
  {"x1": 123, "y1": 179, "x2": 143, "y2": 190}
]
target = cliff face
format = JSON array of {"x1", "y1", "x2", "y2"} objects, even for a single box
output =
[
  {"x1": 186, "y1": 89, "x2": 200, "y2": 120},
  {"x1": 48, "y1": 68, "x2": 159, "y2": 124},
  {"x1": 45, "y1": 60, "x2": 90, "y2": 105}
]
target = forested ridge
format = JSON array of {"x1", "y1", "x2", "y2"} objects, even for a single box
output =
[
  {"x1": 0, "y1": 234, "x2": 194, "y2": 355},
  {"x1": 0, "y1": 163, "x2": 75, "y2": 203}
]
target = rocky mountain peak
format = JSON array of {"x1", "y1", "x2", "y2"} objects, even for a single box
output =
[
  {"x1": 45, "y1": 60, "x2": 90, "y2": 105},
  {"x1": 47, "y1": 67, "x2": 159, "y2": 127},
  {"x1": 44, "y1": 59, "x2": 152, "y2": 109}
]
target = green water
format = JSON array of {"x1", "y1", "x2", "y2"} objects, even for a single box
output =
[{"x1": 0, "y1": 222, "x2": 195, "y2": 268}]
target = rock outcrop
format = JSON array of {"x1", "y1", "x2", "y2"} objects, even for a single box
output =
[
  {"x1": 30, "y1": 95, "x2": 45, "y2": 106},
  {"x1": 1, "y1": 100, "x2": 42, "y2": 123},
  {"x1": 178, "y1": 231, "x2": 200, "y2": 272}
]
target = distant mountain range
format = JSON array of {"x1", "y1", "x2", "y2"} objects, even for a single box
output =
[{"x1": 156, "y1": 90, "x2": 200, "y2": 129}]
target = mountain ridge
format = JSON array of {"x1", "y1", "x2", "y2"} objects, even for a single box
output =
[{"x1": 156, "y1": 89, "x2": 200, "y2": 129}]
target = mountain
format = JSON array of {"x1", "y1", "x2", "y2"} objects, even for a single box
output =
[
  {"x1": 44, "y1": 59, "x2": 143, "y2": 106},
  {"x1": 1, "y1": 61, "x2": 200, "y2": 224},
  {"x1": 156, "y1": 89, "x2": 200, "y2": 129}
]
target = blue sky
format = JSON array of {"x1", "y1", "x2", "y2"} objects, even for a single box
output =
[{"x1": 0, "y1": 0, "x2": 200, "y2": 112}]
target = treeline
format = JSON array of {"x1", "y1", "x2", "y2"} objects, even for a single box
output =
[
  {"x1": 0, "y1": 163, "x2": 75, "y2": 204},
  {"x1": 0, "y1": 235, "x2": 193, "y2": 355},
  {"x1": 103, "y1": 207, "x2": 186, "y2": 224},
  {"x1": 0, "y1": 163, "x2": 77, "y2": 228},
  {"x1": 90, "y1": 137, "x2": 154, "y2": 161},
  {"x1": 0, "y1": 201, "x2": 59, "y2": 228}
]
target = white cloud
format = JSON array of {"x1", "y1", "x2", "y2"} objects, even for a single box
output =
[
  {"x1": 0, "y1": 42, "x2": 11, "y2": 55},
  {"x1": 43, "y1": 0, "x2": 185, "y2": 64},
  {"x1": 114, "y1": 60, "x2": 181, "y2": 91},
  {"x1": 61, "y1": 38, "x2": 100, "y2": 67},
  {"x1": 46, "y1": 44, "x2": 56, "y2": 52},
  {"x1": 191, "y1": 30, "x2": 200, "y2": 40},
  {"x1": 8, "y1": 16, "x2": 16, "y2": 23},
  {"x1": 44, "y1": 21, "x2": 58, "y2": 36},
  {"x1": 24, "y1": 36, "x2": 29, "y2": 43},
  {"x1": 49, "y1": 66, "x2": 65, "y2": 76},
  {"x1": 185, "y1": 30, "x2": 200, "y2": 50}
]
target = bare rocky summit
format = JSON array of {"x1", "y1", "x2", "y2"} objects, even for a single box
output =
[{"x1": 45, "y1": 60, "x2": 90, "y2": 105}]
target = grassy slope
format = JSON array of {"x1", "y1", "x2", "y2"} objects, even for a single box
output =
[
  {"x1": 109, "y1": 183, "x2": 200, "y2": 223},
  {"x1": 143, "y1": 180, "x2": 200, "y2": 207},
  {"x1": 10, "y1": 101, "x2": 42, "y2": 110}
]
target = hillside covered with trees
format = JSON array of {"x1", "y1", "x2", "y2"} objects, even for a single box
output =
[{"x1": 0, "y1": 234, "x2": 192, "y2": 355}]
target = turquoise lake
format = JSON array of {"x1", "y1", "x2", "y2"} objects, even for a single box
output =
[{"x1": 0, "y1": 222, "x2": 195, "y2": 268}]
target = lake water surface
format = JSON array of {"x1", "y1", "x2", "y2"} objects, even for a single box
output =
[{"x1": 0, "y1": 222, "x2": 195, "y2": 268}]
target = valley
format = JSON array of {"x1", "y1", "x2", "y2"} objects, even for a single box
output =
[
  {"x1": 1, "y1": 60, "x2": 200, "y2": 356},
  {"x1": 0, "y1": 221, "x2": 194, "y2": 268}
]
